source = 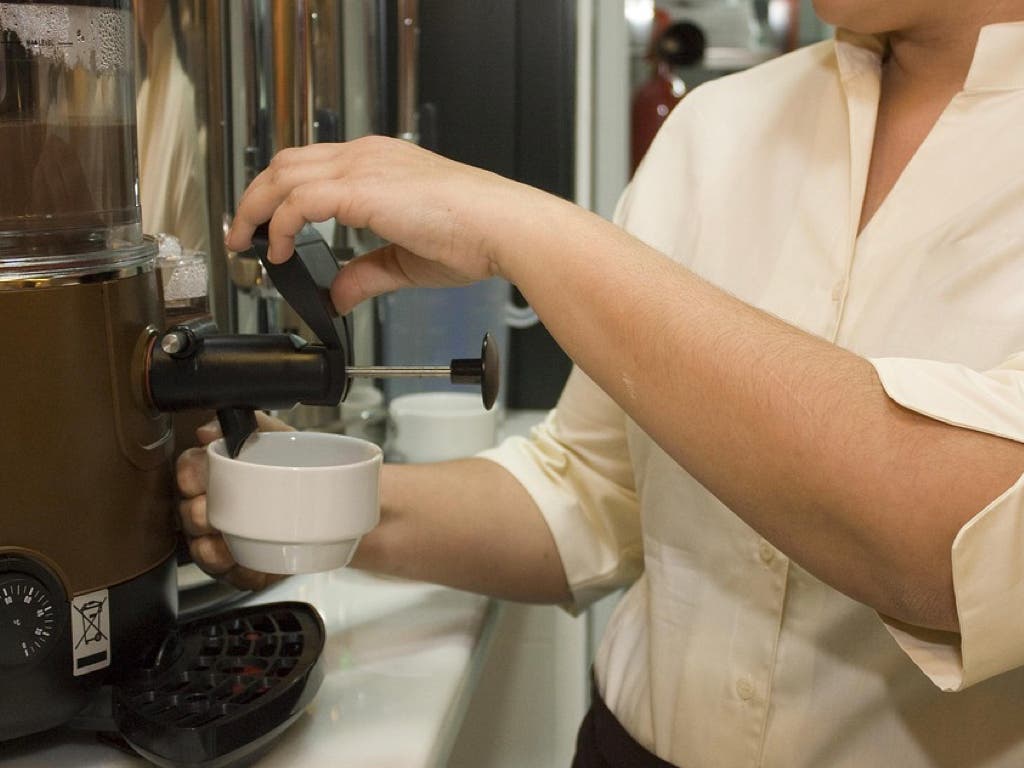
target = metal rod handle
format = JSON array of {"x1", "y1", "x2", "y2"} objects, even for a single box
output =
[
  {"x1": 344, "y1": 332, "x2": 500, "y2": 410},
  {"x1": 346, "y1": 365, "x2": 451, "y2": 379}
]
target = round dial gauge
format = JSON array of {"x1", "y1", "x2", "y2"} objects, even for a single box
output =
[{"x1": 0, "y1": 575, "x2": 58, "y2": 666}]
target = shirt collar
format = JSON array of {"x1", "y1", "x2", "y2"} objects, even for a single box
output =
[
  {"x1": 833, "y1": 29, "x2": 885, "y2": 83},
  {"x1": 832, "y1": 22, "x2": 1024, "y2": 92},
  {"x1": 963, "y1": 22, "x2": 1024, "y2": 91}
]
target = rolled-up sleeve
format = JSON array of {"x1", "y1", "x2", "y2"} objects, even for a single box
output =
[
  {"x1": 477, "y1": 367, "x2": 642, "y2": 613},
  {"x1": 871, "y1": 353, "x2": 1024, "y2": 690}
]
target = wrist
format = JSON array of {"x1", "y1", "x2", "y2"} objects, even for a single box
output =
[{"x1": 483, "y1": 181, "x2": 572, "y2": 284}]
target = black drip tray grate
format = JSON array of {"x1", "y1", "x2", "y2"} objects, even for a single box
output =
[{"x1": 114, "y1": 602, "x2": 325, "y2": 768}]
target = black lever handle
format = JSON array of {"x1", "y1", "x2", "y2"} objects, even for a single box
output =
[{"x1": 250, "y1": 223, "x2": 348, "y2": 351}]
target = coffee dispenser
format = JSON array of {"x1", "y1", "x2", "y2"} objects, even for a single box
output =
[
  {"x1": 0, "y1": 0, "x2": 180, "y2": 737},
  {"x1": 0, "y1": 2, "x2": 496, "y2": 764}
]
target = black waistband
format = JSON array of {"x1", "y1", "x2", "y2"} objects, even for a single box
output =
[{"x1": 571, "y1": 673, "x2": 679, "y2": 768}]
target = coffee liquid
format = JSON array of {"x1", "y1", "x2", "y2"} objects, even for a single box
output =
[
  {"x1": 0, "y1": 17, "x2": 141, "y2": 262},
  {"x1": 0, "y1": 119, "x2": 141, "y2": 259}
]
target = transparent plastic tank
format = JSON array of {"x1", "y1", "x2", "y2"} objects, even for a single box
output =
[{"x1": 0, "y1": 1, "x2": 150, "y2": 279}]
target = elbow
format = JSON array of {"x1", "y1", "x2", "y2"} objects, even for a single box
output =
[
  {"x1": 885, "y1": 569, "x2": 960, "y2": 634},
  {"x1": 874, "y1": 492, "x2": 971, "y2": 634}
]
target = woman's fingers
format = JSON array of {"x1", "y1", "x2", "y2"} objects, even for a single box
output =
[
  {"x1": 179, "y1": 495, "x2": 212, "y2": 537},
  {"x1": 265, "y1": 178, "x2": 363, "y2": 264},
  {"x1": 188, "y1": 534, "x2": 284, "y2": 592},
  {"x1": 228, "y1": 172, "x2": 319, "y2": 255},
  {"x1": 255, "y1": 411, "x2": 296, "y2": 432},
  {"x1": 227, "y1": 137, "x2": 444, "y2": 260},
  {"x1": 224, "y1": 135, "x2": 520, "y2": 315},
  {"x1": 227, "y1": 144, "x2": 349, "y2": 251},
  {"x1": 195, "y1": 421, "x2": 221, "y2": 446},
  {"x1": 329, "y1": 244, "x2": 417, "y2": 315},
  {"x1": 176, "y1": 447, "x2": 208, "y2": 498},
  {"x1": 189, "y1": 534, "x2": 236, "y2": 575},
  {"x1": 329, "y1": 243, "x2": 479, "y2": 315},
  {"x1": 223, "y1": 566, "x2": 284, "y2": 593}
]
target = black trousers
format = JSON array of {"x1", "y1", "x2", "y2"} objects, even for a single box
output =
[{"x1": 571, "y1": 674, "x2": 679, "y2": 768}]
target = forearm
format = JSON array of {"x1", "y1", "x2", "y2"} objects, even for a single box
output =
[
  {"x1": 350, "y1": 458, "x2": 571, "y2": 604},
  {"x1": 496, "y1": 198, "x2": 1024, "y2": 630}
]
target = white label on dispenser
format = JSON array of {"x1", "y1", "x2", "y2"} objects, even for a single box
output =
[{"x1": 71, "y1": 589, "x2": 110, "y2": 676}]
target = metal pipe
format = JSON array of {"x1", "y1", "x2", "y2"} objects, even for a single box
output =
[
  {"x1": 270, "y1": 0, "x2": 315, "y2": 151},
  {"x1": 203, "y1": 0, "x2": 233, "y2": 329},
  {"x1": 396, "y1": 0, "x2": 419, "y2": 142}
]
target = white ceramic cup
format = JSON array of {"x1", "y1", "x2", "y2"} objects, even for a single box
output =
[
  {"x1": 207, "y1": 432, "x2": 382, "y2": 574},
  {"x1": 387, "y1": 392, "x2": 498, "y2": 463}
]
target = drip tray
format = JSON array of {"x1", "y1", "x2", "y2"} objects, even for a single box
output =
[{"x1": 114, "y1": 602, "x2": 325, "y2": 768}]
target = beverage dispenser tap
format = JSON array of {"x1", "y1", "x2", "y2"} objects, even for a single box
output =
[{"x1": 146, "y1": 225, "x2": 499, "y2": 456}]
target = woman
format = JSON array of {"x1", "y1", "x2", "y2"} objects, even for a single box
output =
[{"x1": 180, "y1": 2, "x2": 1024, "y2": 765}]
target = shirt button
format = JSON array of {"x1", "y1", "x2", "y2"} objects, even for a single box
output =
[
  {"x1": 758, "y1": 540, "x2": 775, "y2": 564},
  {"x1": 831, "y1": 280, "x2": 846, "y2": 302},
  {"x1": 736, "y1": 677, "x2": 755, "y2": 701}
]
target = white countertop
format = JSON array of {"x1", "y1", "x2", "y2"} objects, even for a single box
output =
[{"x1": 1, "y1": 570, "x2": 498, "y2": 768}]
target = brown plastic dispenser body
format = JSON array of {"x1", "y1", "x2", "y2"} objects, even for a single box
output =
[
  {"x1": 0, "y1": 0, "x2": 183, "y2": 742},
  {"x1": 0, "y1": 269, "x2": 176, "y2": 594}
]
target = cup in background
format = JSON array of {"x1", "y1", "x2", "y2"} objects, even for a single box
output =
[
  {"x1": 387, "y1": 391, "x2": 498, "y2": 463},
  {"x1": 207, "y1": 432, "x2": 382, "y2": 574}
]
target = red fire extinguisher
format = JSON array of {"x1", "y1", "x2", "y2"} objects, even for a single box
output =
[{"x1": 631, "y1": 19, "x2": 706, "y2": 174}]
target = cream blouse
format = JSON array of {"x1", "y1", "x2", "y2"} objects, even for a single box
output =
[{"x1": 482, "y1": 23, "x2": 1024, "y2": 768}]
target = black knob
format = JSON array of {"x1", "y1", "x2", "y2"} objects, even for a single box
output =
[
  {"x1": 0, "y1": 574, "x2": 58, "y2": 666},
  {"x1": 450, "y1": 332, "x2": 501, "y2": 410}
]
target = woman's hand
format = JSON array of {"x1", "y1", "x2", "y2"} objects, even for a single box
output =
[
  {"x1": 224, "y1": 136, "x2": 552, "y2": 314},
  {"x1": 176, "y1": 412, "x2": 294, "y2": 591}
]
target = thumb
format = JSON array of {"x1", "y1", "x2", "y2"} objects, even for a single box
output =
[
  {"x1": 195, "y1": 419, "x2": 222, "y2": 446},
  {"x1": 330, "y1": 243, "x2": 417, "y2": 315}
]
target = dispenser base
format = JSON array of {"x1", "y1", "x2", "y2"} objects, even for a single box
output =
[{"x1": 77, "y1": 601, "x2": 325, "y2": 768}]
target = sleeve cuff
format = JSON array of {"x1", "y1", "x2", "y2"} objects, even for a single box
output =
[
  {"x1": 477, "y1": 414, "x2": 642, "y2": 614},
  {"x1": 871, "y1": 356, "x2": 1024, "y2": 689}
]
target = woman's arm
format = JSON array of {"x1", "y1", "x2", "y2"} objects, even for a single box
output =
[
  {"x1": 225, "y1": 137, "x2": 1024, "y2": 631},
  {"x1": 358, "y1": 460, "x2": 570, "y2": 603},
  {"x1": 469, "y1": 191, "x2": 1024, "y2": 633}
]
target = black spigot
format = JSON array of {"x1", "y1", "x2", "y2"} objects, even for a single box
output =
[
  {"x1": 215, "y1": 224, "x2": 351, "y2": 455},
  {"x1": 147, "y1": 225, "x2": 349, "y2": 456}
]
